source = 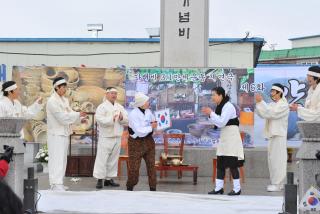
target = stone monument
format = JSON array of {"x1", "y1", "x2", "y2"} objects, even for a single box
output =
[
  {"x1": 297, "y1": 121, "x2": 320, "y2": 213},
  {"x1": 0, "y1": 117, "x2": 28, "y2": 199}
]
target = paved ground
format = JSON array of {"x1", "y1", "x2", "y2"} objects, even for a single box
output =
[
  {"x1": 37, "y1": 174, "x2": 284, "y2": 196},
  {"x1": 36, "y1": 160, "x2": 297, "y2": 195}
]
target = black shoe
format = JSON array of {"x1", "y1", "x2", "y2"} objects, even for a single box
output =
[
  {"x1": 208, "y1": 188, "x2": 224, "y2": 195},
  {"x1": 96, "y1": 179, "x2": 103, "y2": 189},
  {"x1": 104, "y1": 179, "x2": 120, "y2": 187},
  {"x1": 228, "y1": 190, "x2": 241, "y2": 196},
  {"x1": 127, "y1": 186, "x2": 133, "y2": 191},
  {"x1": 150, "y1": 187, "x2": 156, "y2": 191}
]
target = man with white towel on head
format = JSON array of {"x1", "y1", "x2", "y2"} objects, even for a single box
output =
[
  {"x1": 46, "y1": 77, "x2": 87, "y2": 191},
  {"x1": 255, "y1": 83, "x2": 289, "y2": 192},
  {"x1": 0, "y1": 80, "x2": 43, "y2": 142},
  {"x1": 0, "y1": 80, "x2": 42, "y2": 118},
  {"x1": 290, "y1": 65, "x2": 320, "y2": 121},
  {"x1": 93, "y1": 86, "x2": 128, "y2": 189}
]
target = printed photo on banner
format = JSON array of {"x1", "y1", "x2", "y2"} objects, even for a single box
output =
[
  {"x1": 125, "y1": 68, "x2": 254, "y2": 148},
  {"x1": 155, "y1": 109, "x2": 171, "y2": 131},
  {"x1": 12, "y1": 66, "x2": 126, "y2": 146}
]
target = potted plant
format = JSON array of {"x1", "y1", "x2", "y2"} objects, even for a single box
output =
[{"x1": 35, "y1": 144, "x2": 49, "y2": 173}]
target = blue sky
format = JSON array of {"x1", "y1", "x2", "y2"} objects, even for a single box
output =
[{"x1": 0, "y1": 0, "x2": 319, "y2": 49}]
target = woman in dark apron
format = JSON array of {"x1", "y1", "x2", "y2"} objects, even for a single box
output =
[{"x1": 202, "y1": 87, "x2": 244, "y2": 196}]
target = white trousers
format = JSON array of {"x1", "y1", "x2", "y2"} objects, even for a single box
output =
[
  {"x1": 93, "y1": 137, "x2": 121, "y2": 179},
  {"x1": 268, "y1": 136, "x2": 287, "y2": 185},
  {"x1": 47, "y1": 134, "x2": 69, "y2": 185}
]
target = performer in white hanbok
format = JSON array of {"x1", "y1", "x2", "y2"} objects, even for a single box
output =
[
  {"x1": 46, "y1": 77, "x2": 86, "y2": 191},
  {"x1": 202, "y1": 87, "x2": 244, "y2": 196},
  {"x1": 93, "y1": 87, "x2": 128, "y2": 189},
  {"x1": 255, "y1": 83, "x2": 289, "y2": 192},
  {"x1": 0, "y1": 81, "x2": 42, "y2": 118},
  {"x1": 290, "y1": 66, "x2": 320, "y2": 121}
]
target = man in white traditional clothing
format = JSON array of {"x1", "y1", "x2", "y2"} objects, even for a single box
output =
[
  {"x1": 290, "y1": 66, "x2": 320, "y2": 121},
  {"x1": 0, "y1": 81, "x2": 42, "y2": 118},
  {"x1": 126, "y1": 92, "x2": 157, "y2": 191},
  {"x1": 202, "y1": 87, "x2": 244, "y2": 196},
  {"x1": 93, "y1": 87, "x2": 128, "y2": 189},
  {"x1": 255, "y1": 83, "x2": 289, "y2": 192},
  {"x1": 46, "y1": 77, "x2": 86, "y2": 191}
]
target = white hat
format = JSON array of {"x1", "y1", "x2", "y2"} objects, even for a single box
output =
[{"x1": 132, "y1": 92, "x2": 149, "y2": 108}]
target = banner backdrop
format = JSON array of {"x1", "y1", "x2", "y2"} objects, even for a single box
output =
[
  {"x1": 125, "y1": 68, "x2": 255, "y2": 147},
  {"x1": 254, "y1": 65, "x2": 309, "y2": 147},
  {"x1": 11, "y1": 65, "x2": 309, "y2": 148}
]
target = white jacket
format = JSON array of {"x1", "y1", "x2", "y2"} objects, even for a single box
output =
[
  {"x1": 0, "y1": 96, "x2": 42, "y2": 118},
  {"x1": 128, "y1": 108, "x2": 155, "y2": 138},
  {"x1": 96, "y1": 99, "x2": 128, "y2": 138},
  {"x1": 46, "y1": 92, "x2": 80, "y2": 136},
  {"x1": 297, "y1": 83, "x2": 320, "y2": 121},
  {"x1": 256, "y1": 97, "x2": 289, "y2": 138}
]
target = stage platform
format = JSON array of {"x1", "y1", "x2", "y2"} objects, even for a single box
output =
[{"x1": 125, "y1": 146, "x2": 299, "y2": 178}]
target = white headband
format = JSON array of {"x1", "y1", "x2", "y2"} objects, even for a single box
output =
[
  {"x1": 4, "y1": 84, "x2": 18, "y2": 92},
  {"x1": 271, "y1": 85, "x2": 284, "y2": 94},
  {"x1": 308, "y1": 71, "x2": 320, "y2": 78},
  {"x1": 106, "y1": 88, "x2": 118, "y2": 93},
  {"x1": 53, "y1": 79, "x2": 66, "y2": 88}
]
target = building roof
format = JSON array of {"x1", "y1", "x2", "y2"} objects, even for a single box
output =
[
  {"x1": 0, "y1": 37, "x2": 264, "y2": 43},
  {"x1": 259, "y1": 46, "x2": 320, "y2": 61},
  {"x1": 0, "y1": 37, "x2": 265, "y2": 67},
  {"x1": 289, "y1": 35, "x2": 320, "y2": 41}
]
